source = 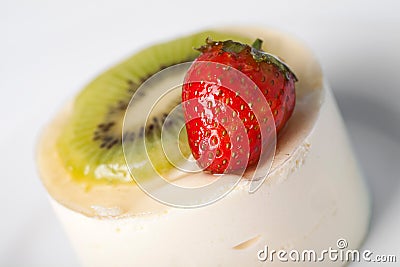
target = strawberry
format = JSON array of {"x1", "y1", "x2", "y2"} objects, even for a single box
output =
[{"x1": 182, "y1": 38, "x2": 297, "y2": 174}]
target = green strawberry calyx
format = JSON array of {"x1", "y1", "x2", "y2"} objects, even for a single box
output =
[{"x1": 196, "y1": 38, "x2": 298, "y2": 82}]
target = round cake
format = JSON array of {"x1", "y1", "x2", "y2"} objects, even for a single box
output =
[{"x1": 37, "y1": 26, "x2": 370, "y2": 266}]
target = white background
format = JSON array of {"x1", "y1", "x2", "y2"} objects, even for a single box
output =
[{"x1": 1, "y1": 0, "x2": 400, "y2": 266}]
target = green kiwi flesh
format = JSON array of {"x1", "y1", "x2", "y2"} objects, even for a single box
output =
[{"x1": 57, "y1": 30, "x2": 251, "y2": 185}]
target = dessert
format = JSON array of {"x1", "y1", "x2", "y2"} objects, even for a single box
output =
[{"x1": 37, "y1": 26, "x2": 370, "y2": 266}]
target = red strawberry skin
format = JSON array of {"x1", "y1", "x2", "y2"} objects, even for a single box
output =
[{"x1": 182, "y1": 39, "x2": 296, "y2": 174}]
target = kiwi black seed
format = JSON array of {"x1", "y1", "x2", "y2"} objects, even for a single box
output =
[{"x1": 56, "y1": 31, "x2": 251, "y2": 184}]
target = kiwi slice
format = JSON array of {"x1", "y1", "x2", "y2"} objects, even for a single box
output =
[{"x1": 57, "y1": 30, "x2": 251, "y2": 185}]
